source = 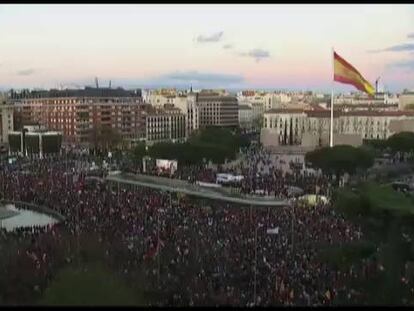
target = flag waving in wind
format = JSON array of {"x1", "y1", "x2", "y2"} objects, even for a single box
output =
[{"x1": 333, "y1": 51, "x2": 375, "y2": 96}]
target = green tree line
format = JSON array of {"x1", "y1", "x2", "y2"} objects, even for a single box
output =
[{"x1": 130, "y1": 127, "x2": 250, "y2": 166}]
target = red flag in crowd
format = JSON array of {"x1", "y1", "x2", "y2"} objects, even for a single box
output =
[{"x1": 143, "y1": 239, "x2": 165, "y2": 260}]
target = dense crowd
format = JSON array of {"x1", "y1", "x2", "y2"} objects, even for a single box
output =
[
  {"x1": 169, "y1": 146, "x2": 331, "y2": 199},
  {"x1": 0, "y1": 153, "x2": 378, "y2": 306}
]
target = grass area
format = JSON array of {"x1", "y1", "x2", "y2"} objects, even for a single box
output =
[{"x1": 39, "y1": 263, "x2": 145, "y2": 306}]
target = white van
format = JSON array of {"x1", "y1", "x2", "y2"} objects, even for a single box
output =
[{"x1": 216, "y1": 173, "x2": 233, "y2": 184}]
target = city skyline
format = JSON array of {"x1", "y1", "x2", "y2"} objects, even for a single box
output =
[{"x1": 0, "y1": 4, "x2": 413, "y2": 92}]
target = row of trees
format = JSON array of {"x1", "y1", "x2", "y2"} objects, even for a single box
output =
[
  {"x1": 305, "y1": 145, "x2": 374, "y2": 179},
  {"x1": 312, "y1": 133, "x2": 414, "y2": 304},
  {"x1": 365, "y1": 131, "x2": 414, "y2": 153},
  {"x1": 305, "y1": 132, "x2": 414, "y2": 182},
  {"x1": 130, "y1": 127, "x2": 250, "y2": 166},
  {"x1": 88, "y1": 126, "x2": 123, "y2": 154},
  {"x1": 327, "y1": 183, "x2": 414, "y2": 305}
]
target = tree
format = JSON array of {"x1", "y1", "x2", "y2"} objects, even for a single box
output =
[
  {"x1": 305, "y1": 145, "x2": 374, "y2": 181},
  {"x1": 89, "y1": 126, "x2": 122, "y2": 153},
  {"x1": 328, "y1": 183, "x2": 414, "y2": 305},
  {"x1": 130, "y1": 127, "x2": 250, "y2": 167},
  {"x1": 386, "y1": 132, "x2": 414, "y2": 153},
  {"x1": 131, "y1": 142, "x2": 147, "y2": 162},
  {"x1": 363, "y1": 139, "x2": 388, "y2": 151}
]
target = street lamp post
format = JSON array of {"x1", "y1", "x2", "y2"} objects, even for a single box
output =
[
  {"x1": 65, "y1": 148, "x2": 68, "y2": 187},
  {"x1": 254, "y1": 224, "x2": 258, "y2": 306},
  {"x1": 291, "y1": 202, "x2": 295, "y2": 252},
  {"x1": 77, "y1": 194, "x2": 81, "y2": 267},
  {"x1": 157, "y1": 210, "x2": 160, "y2": 288},
  {"x1": 118, "y1": 181, "x2": 120, "y2": 205}
]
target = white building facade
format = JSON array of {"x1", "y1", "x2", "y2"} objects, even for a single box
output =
[
  {"x1": 263, "y1": 108, "x2": 414, "y2": 147},
  {"x1": 145, "y1": 110, "x2": 186, "y2": 144}
]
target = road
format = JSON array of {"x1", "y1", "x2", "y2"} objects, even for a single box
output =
[{"x1": 105, "y1": 173, "x2": 291, "y2": 207}]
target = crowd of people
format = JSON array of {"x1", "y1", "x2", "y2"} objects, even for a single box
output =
[
  {"x1": 167, "y1": 145, "x2": 331, "y2": 200},
  {"x1": 0, "y1": 151, "x2": 383, "y2": 306}
]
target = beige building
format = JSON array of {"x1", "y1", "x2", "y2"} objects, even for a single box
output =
[
  {"x1": 238, "y1": 91, "x2": 293, "y2": 112},
  {"x1": 264, "y1": 93, "x2": 292, "y2": 110},
  {"x1": 147, "y1": 89, "x2": 239, "y2": 136},
  {"x1": 262, "y1": 108, "x2": 414, "y2": 147},
  {"x1": 238, "y1": 105, "x2": 253, "y2": 129},
  {"x1": 335, "y1": 92, "x2": 399, "y2": 105},
  {"x1": 399, "y1": 92, "x2": 414, "y2": 110},
  {"x1": 260, "y1": 128, "x2": 279, "y2": 147},
  {"x1": 237, "y1": 96, "x2": 267, "y2": 130},
  {"x1": 196, "y1": 92, "x2": 238, "y2": 128},
  {"x1": 335, "y1": 103, "x2": 399, "y2": 112},
  {"x1": 145, "y1": 108, "x2": 186, "y2": 144},
  {"x1": 173, "y1": 93, "x2": 199, "y2": 136},
  {"x1": 0, "y1": 102, "x2": 13, "y2": 147},
  {"x1": 146, "y1": 89, "x2": 196, "y2": 108}
]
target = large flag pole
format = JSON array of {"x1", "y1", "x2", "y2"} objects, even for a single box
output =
[{"x1": 330, "y1": 47, "x2": 334, "y2": 148}]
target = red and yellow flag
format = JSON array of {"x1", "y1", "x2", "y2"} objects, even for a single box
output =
[{"x1": 334, "y1": 51, "x2": 375, "y2": 96}]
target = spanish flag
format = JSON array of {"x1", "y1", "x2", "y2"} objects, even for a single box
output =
[{"x1": 334, "y1": 51, "x2": 375, "y2": 96}]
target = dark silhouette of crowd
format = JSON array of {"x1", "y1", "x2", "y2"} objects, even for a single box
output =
[{"x1": 0, "y1": 153, "x2": 376, "y2": 306}]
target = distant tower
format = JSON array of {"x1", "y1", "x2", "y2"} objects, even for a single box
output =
[
  {"x1": 190, "y1": 84, "x2": 193, "y2": 93},
  {"x1": 375, "y1": 77, "x2": 380, "y2": 94}
]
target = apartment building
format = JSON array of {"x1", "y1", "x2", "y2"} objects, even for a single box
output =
[
  {"x1": 9, "y1": 87, "x2": 148, "y2": 146},
  {"x1": 173, "y1": 91, "x2": 238, "y2": 132},
  {"x1": 145, "y1": 107, "x2": 186, "y2": 144},
  {"x1": 196, "y1": 92, "x2": 238, "y2": 128},
  {"x1": 0, "y1": 102, "x2": 13, "y2": 147}
]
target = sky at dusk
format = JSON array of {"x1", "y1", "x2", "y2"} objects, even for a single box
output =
[{"x1": 0, "y1": 4, "x2": 413, "y2": 92}]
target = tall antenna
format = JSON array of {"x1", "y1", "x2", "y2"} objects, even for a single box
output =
[
  {"x1": 109, "y1": 80, "x2": 111, "y2": 89},
  {"x1": 95, "y1": 77, "x2": 99, "y2": 89}
]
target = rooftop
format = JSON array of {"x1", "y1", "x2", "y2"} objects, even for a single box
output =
[
  {"x1": 265, "y1": 108, "x2": 414, "y2": 117},
  {"x1": 9, "y1": 87, "x2": 142, "y2": 99},
  {"x1": 265, "y1": 108, "x2": 305, "y2": 114},
  {"x1": 336, "y1": 103, "x2": 399, "y2": 108},
  {"x1": 238, "y1": 105, "x2": 252, "y2": 110}
]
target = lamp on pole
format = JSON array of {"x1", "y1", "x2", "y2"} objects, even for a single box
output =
[
  {"x1": 157, "y1": 208, "x2": 160, "y2": 288},
  {"x1": 253, "y1": 224, "x2": 258, "y2": 306},
  {"x1": 291, "y1": 201, "x2": 295, "y2": 252}
]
